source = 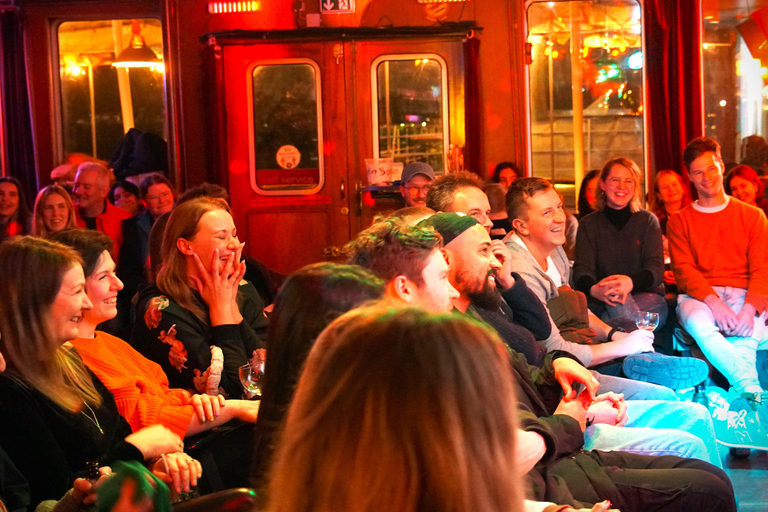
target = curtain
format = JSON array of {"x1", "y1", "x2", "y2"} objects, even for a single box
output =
[
  {"x1": 645, "y1": 0, "x2": 704, "y2": 179},
  {"x1": 0, "y1": 7, "x2": 37, "y2": 202}
]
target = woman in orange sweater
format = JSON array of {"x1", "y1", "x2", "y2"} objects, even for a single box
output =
[{"x1": 52, "y1": 228, "x2": 259, "y2": 491}]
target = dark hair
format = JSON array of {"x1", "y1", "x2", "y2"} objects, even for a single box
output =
[
  {"x1": 505, "y1": 177, "x2": 554, "y2": 221},
  {"x1": 491, "y1": 162, "x2": 521, "y2": 183},
  {"x1": 253, "y1": 263, "x2": 384, "y2": 486},
  {"x1": 0, "y1": 176, "x2": 31, "y2": 236},
  {"x1": 725, "y1": 165, "x2": 764, "y2": 202},
  {"x1": 139, "y1": 173, "x2": 173, "y2": 199},
  {"x1": 264, "y1": 307, "x2": 524, "y2": 512},
  {"x1": 483, "y1": 183, "x2": 506, "y2": 213},
  {"x1": 347, "y1": 217, "x2": 442, "y2": 285},
  {"x1": 683, "y1": 137, "x2": 722, "y2": 171},
  {"x1": 50, "y1": 228, "x2": 113, "y2": 278},
  {"x1": 426, "y1": 171, "x2": 483, "y2": 212},
  {"x1": 108, "y1": 180, "x2": 140, "y2": 204},
  {"x1": 576, "y1": 169, "x2": 600, "y2": 218},
  {"x1": 176, "y1": 183, "x2": 229, "y2": 205}
]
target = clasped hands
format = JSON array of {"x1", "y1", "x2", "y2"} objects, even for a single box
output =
[
  {"x1": 590, "y1": 274, "x2": 633, "y2": 306},
  {"x1": 552, "y1": 358, "x2": 628, "y2": 432},
  {"x1": 704, "y1": 295, "x2": 758, "y2": 338}
]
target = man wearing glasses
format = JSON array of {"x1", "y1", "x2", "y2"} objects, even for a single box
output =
[{"x1": 399, "y1": 162, "x2": 435, "y2": 207}]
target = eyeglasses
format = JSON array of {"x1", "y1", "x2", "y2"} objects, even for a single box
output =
[
  {"x1": 405, "y1": 185, "x2": 431, "y2": 196},
  {"x1": 607, "y1": 178, "x2": 635, "y2": 188},
  {"x1": 146, "y1": 191, "x2": 173, "y2": 201}
]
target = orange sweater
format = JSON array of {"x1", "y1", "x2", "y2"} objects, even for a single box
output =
[
  {"x1": 668, "y1": 198, "x2": 768, "y2": 313},
  {"x1": 71, "y1": 331, "x2": 194, "y2": 438}
]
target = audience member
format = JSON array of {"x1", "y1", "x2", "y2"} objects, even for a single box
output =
[
  {"x1": 51, "y1": 228, "x2": 259, "y2": 492},
  {"x1": 252, "y1": 263, "x2": 384, "y2": 490},
  {"x1": 0, "y1": 176, "x2": 30, "y2": 244},
  {"x1": 387, "y1": 205, "x2": 435, "y2": 224},
  {"x1": 418, "y1": 212, "x2": 550, "y2": 366},
  {"x1": 491, "y1": 161, "x2": 521, "y2": 191},
  {"x1": 505, "y1": 178, "x2": 708, "y2": 390},
  {"x1": 574, "y1": 157, "x2": 667, "y2": 328},
  {"x1": 426, "y1": 171, "x2": 493, "y2": 231},
  {"x1": 32, "y1": 184, "x2": 76, "y2": 237},
  {"x1": 347, "y1": 217, "x2": 458, "y2": 313},
  {"x1": 724, "y1": 164, "x2": 768, "y2": 217},
  {"x1": 0, "y1": 237, "x2": 198, "y2": 508},
  {"x1": 130, "y1": 197, "x2": 268, "y2": 397},
  {"x1": 109, "y1": 181, "x2": 143, "y2": 216},
  {"x1": 576, "y1": 169, "x2": 600, "y2": 220},
  {"x1": 668, "y1": 137, "x2": 768, "y2": 432},
  {"x1": 484, "y1": 183, "x2": 512, "y2": 239},
  {"x1": 264, "y1": 307, "x2": 526, "y2": 512},
  {"x1": 117, "y1": 174, "x2": 176, "y2": 331},
  {"x1": 399, "y1": 162, "x2": 435, "y2": 207},
  {"x1": 648, "y1": 170, "x2": 691, "y2": 235},
  {"x1": 72, "y1": 163, "x2": 132, "y2": 260}
]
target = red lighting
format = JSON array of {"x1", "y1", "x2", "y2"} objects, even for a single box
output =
[{"x1": 208, "y1": 1, "x2": 260, "y2": 14}]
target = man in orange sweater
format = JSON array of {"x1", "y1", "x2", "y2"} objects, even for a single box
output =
[{"x1": 668, "y1": 137, "x2": 768, "y2": 406}]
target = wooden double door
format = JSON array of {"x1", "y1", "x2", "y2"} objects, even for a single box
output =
[{"x1": 210, "y1": 32, "x2": 467, "y2": 274}]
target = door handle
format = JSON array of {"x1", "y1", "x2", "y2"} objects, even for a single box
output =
[{"x1": 340, "y1": 178, "x2": 346, "y2": 200}]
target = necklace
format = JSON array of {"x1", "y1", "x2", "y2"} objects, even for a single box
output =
[{"x1": 82, "y1": 401, "x2": 104, "y2": 435}]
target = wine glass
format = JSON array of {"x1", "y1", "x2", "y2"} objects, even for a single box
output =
[
  {"x1": 635, "y1": 311, "x2": 660, "y2": 332},
  {"x1": 239, "y1": 362, "x2": 264, "y2": 398}
]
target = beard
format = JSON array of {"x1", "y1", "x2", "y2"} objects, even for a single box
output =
[{"x1": 456, "y1": 269, "x2": 502, "y2": 310}]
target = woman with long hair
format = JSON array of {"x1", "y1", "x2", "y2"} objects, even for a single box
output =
[
  {"x1": 52, "y1": 228, "x2": 259, "y2": 491},
  {"x1": 264, "y1": 307, "x2": 525, "y2": 512},
  {"x1": 130, "y1": 197, "x2": 268, "y2": 397},
  {"x1": 0, "y1": 176, "x2": 31, "y2": 243},
  {"x1": 724, "y1": 164, "x2": 768, "y2": 217},
  {"x1": 32, "y1": 184, "x2": 77, "y2": 236},
  {"x1": 648, "y1": 170, "x2": 692, "y2": 234},
  {"x1": 0, "y1": 237, "x2": 200, "y2": 508},
  {"x1": 252, "y1": 263, "x2": 384, "y2": 487},
  {"x1": 574, "y1": 157, "x2": 667, "y2": 328}
]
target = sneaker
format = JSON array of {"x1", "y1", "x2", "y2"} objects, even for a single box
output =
[
  {"x1": 622, "y1": 353, "x2": 709, "y2": 389},
  {"x1": 706, "y1": 387, "x2": 768, "y2": 450}
]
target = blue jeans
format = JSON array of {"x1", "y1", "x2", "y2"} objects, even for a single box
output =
[
  {"x1": 678, "y1": 287, "x2": 768, "y2": 392},
  {"x1": 593, "y1": 372, "x2": 677, "y2": 401},
  {"x1": 584, "y1": 401, "x2": 721, "y2": 468}
]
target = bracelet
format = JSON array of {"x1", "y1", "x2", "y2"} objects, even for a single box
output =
[{"x1": 607, "y1": 326, "x2": 626, "y2": 341}]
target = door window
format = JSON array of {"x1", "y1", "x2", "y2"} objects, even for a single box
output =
[
  {"x1": 372, "y1": 55, "x2": 449, "y2": 174},
  {"x1": 249, "y1": 60, "x2": 324, "y2": 195}
]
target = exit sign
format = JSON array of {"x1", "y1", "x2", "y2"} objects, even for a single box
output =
[{"x1": 320, "y1": 0, "x2": 354, "y2": 14}]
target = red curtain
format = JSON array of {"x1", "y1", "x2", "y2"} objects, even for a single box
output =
[
  {"x1": 645, "y1": 0, "x2": 704, "y2": 175},
  {"x1": 0, "y1": 8, "x2": 37, "y2": 201}
]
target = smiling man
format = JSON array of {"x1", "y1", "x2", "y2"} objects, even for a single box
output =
[{"x1": 668, "y1": 137, "x2": 768, "y2": 409}]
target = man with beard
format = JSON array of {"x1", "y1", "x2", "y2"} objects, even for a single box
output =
[
  {"x1": 417, "y1": 212, "x2": 550, "y2": 366},
  {"x1": 421, "y1": 212, "x2": 724, "y2": 471}
]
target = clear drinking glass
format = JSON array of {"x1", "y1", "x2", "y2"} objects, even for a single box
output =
[
  {"x1": 635, "y1": 311, "x2": 660, "y2": 332},
  {"x1": 239, "y1": 362, "x2": 264, "y2": 398}
]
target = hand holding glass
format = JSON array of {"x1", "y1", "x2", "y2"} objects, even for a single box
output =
[{"x1": 635, "y1": 311, "x2": 659, "y2": 332}]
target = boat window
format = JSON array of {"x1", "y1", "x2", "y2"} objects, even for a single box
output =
[
  {"x1": 249, "y1": 61, "x2": 323, "y2": 194},
  {"x1": 57, "y1": 19, "x2": 166, "y2": 162},
  {"x1": 527, "y1": 0, "x2": 644, "y2": 210},
  {"x1": 372, "y1": 55, "x2": 449, "y2": 176},
  {"x1": 703, "y1": 0, "x2": 768, "y2": 172}
]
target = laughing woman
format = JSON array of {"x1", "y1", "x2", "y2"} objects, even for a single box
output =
[
  {"x1": 130, "y1": 197, "x2": 268, "y2": 398},
  {"x1": 574, "y1": 157, "x2": 667, "y2": 328},
  {"x1": 32, "y1": 184, "x2": 77, "y2": 237},
  {"x1": 0, "y1": 237, "x2": 199, "y2": 508}
]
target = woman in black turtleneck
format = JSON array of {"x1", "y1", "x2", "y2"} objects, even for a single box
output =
[{"x1": 573, "y1": 157, "x2": 667, "y2": 328}]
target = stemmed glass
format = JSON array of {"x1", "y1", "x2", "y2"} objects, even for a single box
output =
[
  {"x1": 635, "y1": 311, "x2": 660, "y2": 332},
  {"x1": 239, "y1": 362, "x2": 265, "y2": 399}
]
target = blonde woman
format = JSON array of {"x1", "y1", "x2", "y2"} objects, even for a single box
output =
[{"x1": 32, "y1": 184, "x2": 77, "y2": 236}]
